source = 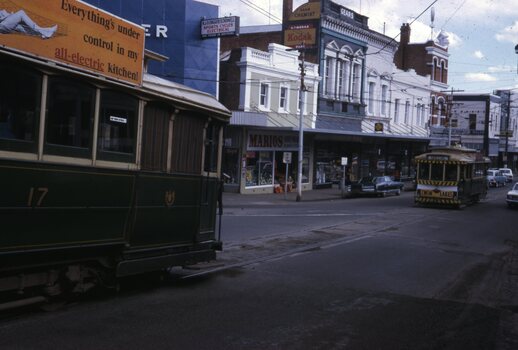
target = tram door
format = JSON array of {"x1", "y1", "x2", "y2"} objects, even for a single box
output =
[{"x1": 131, "y1": 104, "x2": 198, "y2": 247}]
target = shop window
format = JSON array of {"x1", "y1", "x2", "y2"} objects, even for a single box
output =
[
  {"x1": 204, "y1": 122, "x2": 220, "y2": 173},
  {"x1": 222, "y1": 148, "x2": 239, "y2": 184},
  {"x1": 97, "y1": 90, "x2": 138, "y2": 162},
  {"x1": 46, "y1": 77, "x2": 95, "y2": 158},
  {"x1": 0, "y1": 60, "x2": 41, "y2": 153},
  {"x1": 245, "y1": 151, "x2": 273, "y2": 187},
  {"x1": 302, "y1": 154, "x2": 310, "y2": 183}
]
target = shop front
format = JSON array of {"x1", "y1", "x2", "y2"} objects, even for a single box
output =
[
  {"x1": 312, "y1": 132, "x2": 428, "y2": 189},
  {"x1": 241, "y1": 130, "x2": 312, "y2": 194}
]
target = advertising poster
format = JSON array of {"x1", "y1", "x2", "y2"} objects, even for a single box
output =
[{"x1": 0, "y1": 0, "x2": 145, "y2": 85}]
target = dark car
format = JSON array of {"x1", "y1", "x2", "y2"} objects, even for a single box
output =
[{"x1": 350, "y1": 176, "x2": 404, "y2": 197}]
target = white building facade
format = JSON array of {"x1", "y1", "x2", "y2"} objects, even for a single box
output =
[{"x1": 220, "y1": 43, "x2": 320, "y2": 194}]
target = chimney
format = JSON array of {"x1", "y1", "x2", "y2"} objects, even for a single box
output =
[
  {"x1": 283, "y1": 0, "x2": 293, "y2": 25},
  {"x1": 400, "y1": 23, "x2": 411, "y2": 46}
]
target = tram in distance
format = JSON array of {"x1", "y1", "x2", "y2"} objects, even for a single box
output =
[
  {"x1": 414, "y1": 146, "x2": 490, "y2": 208},
  {"x1": 0, "y1": 49, "x2": 230, "y2": 308}
]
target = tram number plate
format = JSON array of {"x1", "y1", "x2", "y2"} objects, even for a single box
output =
[{"x1": 420, "y1": 189, "x2": 454, "y2": 198}]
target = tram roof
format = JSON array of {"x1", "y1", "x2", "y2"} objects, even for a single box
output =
[
  {"x1": 0, "y1": 49, "x2": 231, "y2": 123},
  {"x1": 142, "y1": 73, "x2": 231, "y2": 121},
  {"x1": 415, "y1": 146, "x2": 490, "y2": 163}
]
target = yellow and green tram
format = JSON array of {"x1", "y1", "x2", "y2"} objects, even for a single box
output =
[
  {"x1": 414, "y1": 146, "x2": 490, "y2": 207},
  {"x1": 0, "y1": 47, "x2": 230, "y2": 307}
]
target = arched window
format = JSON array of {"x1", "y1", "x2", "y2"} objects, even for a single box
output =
[
  {"x1": 368, "y1": 82, "x2": 375, "y2": 114},
  {"x1": 441, "y1": 60, "x2": 447, "y2": 83},
  {"x1": 432, "y1": 57, "x2": 438, "y2": 81}
]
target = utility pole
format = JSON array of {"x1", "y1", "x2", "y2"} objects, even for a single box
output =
[
  {"x1": 441, "y1": 87, "x2": 464, "y2": 146},
  {"x1": 505, "y1": 91, "x2": 511, "y2": 167},
  {"x1": 290, "y1": 44, "x2": 307, "y2": 202},
  {"x1": 297, "y1": 48, "x2": 306, "y2": 202},
  {"x1": 483, "y1": 96, "x2": 490, "y2": 157}
]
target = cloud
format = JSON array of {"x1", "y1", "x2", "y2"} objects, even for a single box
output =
[
  {"x1": 495, "y1": 21, "x2": 518, "y2": 43},
  {"x1": 464, "y1": 73, "x2": 497, "y2": 82},
  {"x1": 473, "y1": 50, "x2": 485, "y2": 59}
]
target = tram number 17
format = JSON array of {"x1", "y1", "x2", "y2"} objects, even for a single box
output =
[{"x1": 27, "y1": 187, "x2": 49, "y2": 207}]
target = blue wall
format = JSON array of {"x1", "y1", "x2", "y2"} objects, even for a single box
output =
[{"x1": 83, "y1": 0, "x2": 219, "y2": 96}]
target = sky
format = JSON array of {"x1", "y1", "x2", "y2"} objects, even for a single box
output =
[{"x1": 200, "y1": 0, "x2": 518, "y2": 94}]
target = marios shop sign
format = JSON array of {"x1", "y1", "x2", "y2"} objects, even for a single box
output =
[{"x1": 247, "y1": 133, "x2": 298, "y2": 151}]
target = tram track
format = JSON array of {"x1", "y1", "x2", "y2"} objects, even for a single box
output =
[{"x1": 178, "y1": 213, "x2": 431, "y2": 280}]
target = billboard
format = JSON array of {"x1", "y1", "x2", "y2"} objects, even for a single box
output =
[
  {"x1": 201, "y1": 16, "x2": 239, "y2": 39},
  {"x1": 284, "y1": 24, "x2": 317, "y2": 48},
  {"x1": 0, "y1": 0, "x2": 145, "y2": 85},
  {"x1": 288, "y1": 2, "x2": 320, "y2": 21}
]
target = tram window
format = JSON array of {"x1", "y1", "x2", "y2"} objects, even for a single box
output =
[
  {"x1": 430, "y1": 163, "x2": 444, "y2": 181},
  {"x1": 97, "y1": 90, "x2": 138, "y2": 162},
  {"x1": 204, "y1": 123, "x2": 221, "y2": 173},
  {"x1": 46, "y1": 77, "x2": 94, "y2": 157},
  {"x1": 418, "y1": 163, "x2": 429, "y2": 180},
  {"x1": 465, "y1": 165, "x2": 473, "y2": 179},
  {"x1": 0, "y1": 62, "x2": 41, "y2": 152},
  {"x1": 445, "y1": 164, "x2": 457, "y2": 181},
  {"x1": 474, "y1": 163, "x2": 484, "y2": 177}
]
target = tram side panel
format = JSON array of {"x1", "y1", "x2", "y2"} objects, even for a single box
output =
[
  {"x1": 128, "y1": 173, "x2": 202, "y2": 247},
  {"x1": 0, "y1": 160, "x2": 132, "y2": 268}
]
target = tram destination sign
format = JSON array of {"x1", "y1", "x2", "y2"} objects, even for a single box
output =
[
  {"x1": 427, "y1": 155, "x2": 450, "y2": 161},
  {"x1": 0, "y1": 0, "x2": 145, "y2": 85}
]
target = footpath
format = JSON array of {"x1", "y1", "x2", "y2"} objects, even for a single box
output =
[{"x1": 222, "y1": 186, "x2": 347, "y2": 208}]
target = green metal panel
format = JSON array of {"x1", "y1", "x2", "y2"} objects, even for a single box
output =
[
  {"x1": 128, "y1": 174, "x2": 202, "y2": 247},
  {"x1": 199, "y1": 177, "x2": 218, "y2": 235},
  {"x1": 0, "y1": 161, "x2": 132, "y2": 251}
]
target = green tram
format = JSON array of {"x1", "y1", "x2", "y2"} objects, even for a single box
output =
[
  {"x1": 414, "y1": 146, "x2": 490, "y2": 207},
  {"x1": 0, "y1": 49, "x2": 230, "y2": 307}
]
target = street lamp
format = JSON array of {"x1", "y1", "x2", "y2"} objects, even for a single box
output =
[{"x1": 515, "y1": 44, "x2": 518, "y2": 74}]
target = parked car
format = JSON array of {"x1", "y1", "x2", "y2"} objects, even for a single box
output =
[
  {"x1": 506, "y1": 182, "x2": 518, "y2": 208},
  {"x1": 487, "y1": 169, "x2": 507, "y2": 188},
  {"x1": 499, "y1": 168, "x2": 514, "y2": 182},
  {"x1": 350, "y1": 176, "x2": 404, "y2": 197}
]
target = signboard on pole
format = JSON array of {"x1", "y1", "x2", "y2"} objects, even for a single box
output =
[
  {"x1": 201, "y1": 16, "x2": 239, "y2": 38},
  {"x1": 283, "y1": 152, "x2": 292, "y2": 164},
  {"x1": 0, "y1": 0, "x2": 145, "y2": 85}
]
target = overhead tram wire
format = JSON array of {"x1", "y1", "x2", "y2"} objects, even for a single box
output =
[
  {"x1": 366, "y1": 0, "x2": 441, "y2": 56},
  {"x1": 239, "y1": 0, "x2": 282, "y2": 24}
]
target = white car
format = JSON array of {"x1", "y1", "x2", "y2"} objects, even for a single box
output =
[
  {"x1": 506, "y1": 183, "x2": 518, "y2": 208},
  {"x1": 499, "y1": 168, "x2": 514, "y2": 182}
]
